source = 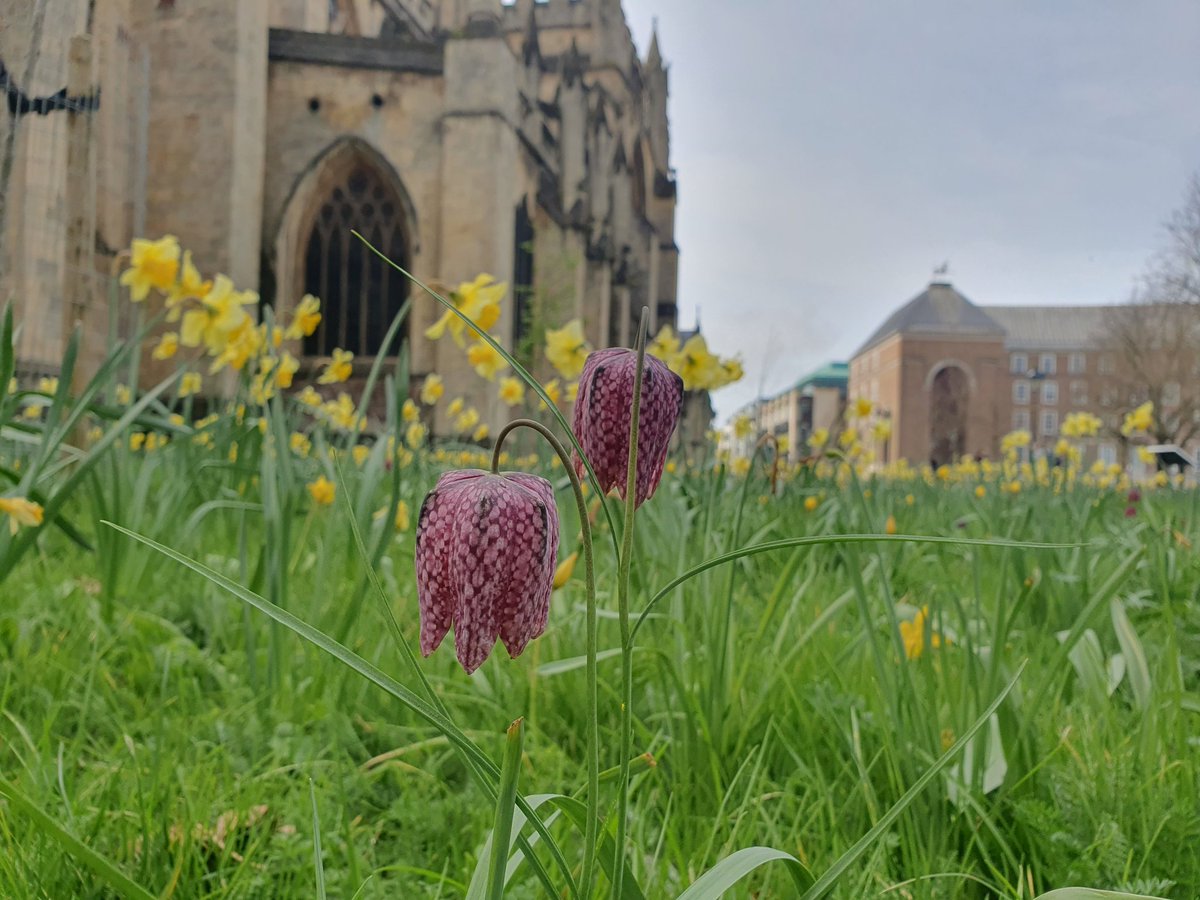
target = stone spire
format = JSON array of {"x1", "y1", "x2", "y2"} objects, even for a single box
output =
[
  {"x1": 646, "y1": 18, "x2": 662, "y2": 70},
  {"x1": 522, "y1": 4, "x2": 542, "y2": 68}
]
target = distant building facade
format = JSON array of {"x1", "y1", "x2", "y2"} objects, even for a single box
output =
[
  {"x1": 727, "y1": 362, "x2": 847, "y2": 461},
  {"x1": 0, "y1": 0, "x2": 685, "y2": 432},
  {"x1": 848, "y1": 278, "x2": 1137, "y2": 466}
]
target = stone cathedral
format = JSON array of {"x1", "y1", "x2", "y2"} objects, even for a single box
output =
[{"x1": 0, "y1": 0, "x2": 680, "y2": 430}]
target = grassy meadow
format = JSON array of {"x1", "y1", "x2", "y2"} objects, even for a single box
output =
[{"x1": 0, "y1": 262, "x2": 1198, "y2": 899}]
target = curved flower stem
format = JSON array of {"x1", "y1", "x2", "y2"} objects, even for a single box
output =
[
  {"x1": 491, "y1": 418, "x2": 600, "y2": 899},
  {"x1": 613, "y1": 308, "x2": 649, "y2": 900}
]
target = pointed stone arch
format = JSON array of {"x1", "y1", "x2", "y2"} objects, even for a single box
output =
[{"x1": 273, "y1": 137, "x2": 419, "y2": 359}]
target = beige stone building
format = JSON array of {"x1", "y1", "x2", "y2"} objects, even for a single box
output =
[
  {"x1": 733, "y1": 362, "x2": 847, "y2": 461},
  {"x1": 849, "y1": 278, "x2": 1138, "y2": 466},
  {"x1": 0, "y1": 0, "x2": 681, "y2": 430}
]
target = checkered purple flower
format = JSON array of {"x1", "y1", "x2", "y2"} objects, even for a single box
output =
[
  {"x1": 572, "y1": 348, "x2": 684, "y2": 507},
  {"x1": 415, "y1": 470, "x2": 560, "y2": 674}
]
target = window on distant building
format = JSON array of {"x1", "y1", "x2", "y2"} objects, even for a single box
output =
[
  {"x1": 1013, "y1": 380, "x2": 1030, "y2": 405},
  {"x1": 1039, "y1": 353, "x2": 1057, "y2": 374},
  {"x1": 1068, "y1": 352, "x2": 1086, "y2": 374},
  {"x1": 1164, "y1": 381, "x2": 1182, "y2": 407},
  {"x1": 1098, "y1": 443, "x2": 1117, "y2": 465},
  {"x1": 1041, "y1": 410, "x2": 1058, "y2": 436},
  {"x1": 1041, "y1": 381, "x2": 1058, "y2": 404},
  {"x1": 1070, "y1": 380, "x2": 1088, "y2": 405},
  {"x1": 1099, "y1": 354, "x2": 1115, "y2": 374},
  {"x1": 1010, "y1": 353, "x2": 1028, "y2": 375},
  {"x1": 1013, "y1": 410, "x2": 1030, "y2": 431}
]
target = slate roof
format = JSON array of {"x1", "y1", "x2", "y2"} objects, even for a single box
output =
[
  {"x1": 981, "y1": 305, "x2": 1112, "y2": 351},
  {"x1": 855, "y1": 281, "x2": 1004, "y2": 355}
]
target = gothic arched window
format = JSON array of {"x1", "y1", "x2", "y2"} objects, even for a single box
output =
[{"x1": 303, "y1": 163, "x2": 408, "y2": 357}]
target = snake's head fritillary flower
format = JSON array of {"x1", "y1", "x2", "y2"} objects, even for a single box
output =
[
  {"x1": 415, "y1": 470, "x2": 559, "y2": 674},
  {"x1": 572, "y1": 348, "x2": 684, "y2": 507}
]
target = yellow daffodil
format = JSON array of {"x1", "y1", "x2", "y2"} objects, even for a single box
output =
[
  {"x1": 732, "y1": 415, "x2": 753, "y2": 440},
  {"x1": 648, "y1": 325, "x2": 680, "y2": 361},
  {"x1": 498, "y1": 376, "x2": 525, "y2": 407},
  {"x1": 318, "y1": 348, "x2": 353, "y2": 384},
  {"x1": 273, "y1": 351, "x2": 299, "y2": 389},
  {"x1": 165, "y1": 251, "x2": 211, "y2": 317},
  {"x1": 542, "y1": 378, "x2": 562, "y2": 406},
  {"x1": 809, "y1": 428, "x2": 829, "y2": 450},
  {"x1": 872, "y1": 420, "x2": 892, "y2": 442},
  {"x1": 849, "y1": 397, "x2": 873, "y2": 419},
  {"x1": 290, "y1": 432, "x2": 312, "y2": 457},
  {"x1": 420, "y1": 374, "x2": 444, "y2": 405},
  {"x1": 115, "y1": 384, "x2": 132, "y2": 406},
  {"x1": 447, "y1": 396, "x2": 465, "y2": 418},
  {"x1": 455, "y1": 407, "x2": 480, "y2": 433},
  {"x1": 179, "y1": 372, "x2": 202, "y2": 398},
  {"x1": 803, "y1": 495, "x2": 819, "y2": 512},
  {"x1": 467, "y1": 339, "x2": 509, "y2": 381},
  {"x1": 180, "y1": 275, "x2": 255, "y2": 351},
  {"x1": 472, "y1": 423, "x2": 490, "y2": 442},
  {"x1": 0, "y1": 496, "x2": 43, "y2": 534},
  {"x1": 129, "y1": 432, "x2": 146, "y2": 452},
  {"x1": 425, "y1": 274, "x2": 506, "y2": 346},
  {"x1": 120, "y1": 235, "x2": 180, "y2": 301},
  {"x1": 885, "y1": 514, "x2": 897, "y2": 535},
  {"x1": 352, "y1": 445, "x2": 371, "y2": 467},
  {"x1": 285, "y1": 294, "x2": 322, "y2": 340},
  {"x1": 394, "y1": 500, "x2": 411, "y2": 532},
  {"x1": 566, "y1": 381, "x2": 579, "y2": 403},
  {"x1": 545, "y1": 320, "x2": 591, "y2": 380},
  {"x1": 402, "y1": 399, "x2": 420, "y2": 423},
  {"x1": 898, "y1": 606, "x2": 944, "y2": 660},
  {"x1": 308, "y1": 475, "x2": 335, "y2": 506},
  {"x1": 671, "y1": 334, "x2": 721, "y2": 391},
  {"x1": 975, "y1": 485, "x2": 986, "y2": 499},
  {"x1": 152, "y1": 332, "x2": 179, "y2": 360},
  {"x1": 1121, "y1": 401, "x2": 1154, "y2": 437},
  {"x1": 297, "y1": 385, "x2": 322, "y2": 408},
  {"x1": 405, "y1": 421, "x2": 427, "y2": 449}
]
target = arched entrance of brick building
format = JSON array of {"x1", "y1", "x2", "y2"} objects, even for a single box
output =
[{"x1": 928, "y1": 364, "x2": 970, "y2": 467}]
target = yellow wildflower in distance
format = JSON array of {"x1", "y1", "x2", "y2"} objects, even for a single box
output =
[
  {"x1": 297, "y1": 385, "x2": 322, "y2": 408},
  {"x1": 447, "y1": 396, "x2": 465, "y2": 417},
  {"x1": 420, "y1": 373, "x2": 444, "y2": 405},
  {"x1": 472, "y1": 423, "x2": 490, "y2": 442},
  {"x1": 352, "y1": 445, "x2": 371, "y2": 467},
  {"x1": 115, "y1": 384, "x2": 132, "y2": 406},
  {"x1": 467, "y1": 339, "x2": 508, "y2": 381},
  {"x1": 402, "y1": 399, "x2": 420, "y2": 423},
  {"x1": 425, "y1": 274, "x2": 506, "y2": 346},
  {"x1": 566, "y1": 381, "x2": 579, "y2": 403},
  {"x1": 0, "y1": 496, "x2": 44, "y2": 534},
  {"x1": 898, "y1": 606, "x2": 944, "y2": 660},
  {"x1": 318, "y1": 349, "x2": 353, "y2": 384},
  {"x1": 809, "y1": 427, "x2": 829, "y2": 450},
  {"x1": 179, "y1": 372, "x2": 202, "y2": 398},
  {"x1": 732, "y1": 415, "x2": 753, "y2": 440},
  {"x1": 545, "y1": 319, "x2": 591, "y2": 380},
  {"x1": 290, "y1": 432, "x2": 312, "y2": 457},
  {"x1": 872, "y1": 419, "x2": 892, "y2": 442},
  {"x1": 180, "y1": 275, "x2": 255, "y2": 351},
  {"x1": 308, "y1": 475, "x2": 335, "y2": 506},
  {"x1": 498, "y1": 376, "x2": 525, "y2": 407},
  {"x1": 394, "y1": 500, "x2": 411, "y2": 532},
  {"x1": 849, "y1": 397, "x2": 873, "y2": 419},
  {"x1": 804, "y1": 495, "x2": 819, "y2": 512},
  {"x1": 975, "y1": 485, "x2": 987, "y2": 499},
  {"x1": 543, "y1": 378, "x2": 562, "y2": 406},
  {"x1": 455, "y1": 407, "x2": 480, "y2": 433},
  {"x1": 152, "y1": 332, "x2": 179, "y2": 360},
  {"x1": 120, "y1": 235, "x2": 180, "y2": 301},
  {"x1": 37, "y1": 377, "x2": 58, "y2": 395},
  {"x1": 885, "y1": 514, "x2": 897, "y2": 535}
]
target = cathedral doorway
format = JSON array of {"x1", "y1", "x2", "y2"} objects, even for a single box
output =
[
  {"x1": 276, "y1": 138, "x2": 416, "y2": 361},
  {"x1": 928, "y1": 364, "x2": 969, "y2": 467}
]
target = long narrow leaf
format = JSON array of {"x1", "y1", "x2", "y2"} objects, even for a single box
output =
[{"x1": 675, "y1": 847, "x2": 814, "y2": 899}]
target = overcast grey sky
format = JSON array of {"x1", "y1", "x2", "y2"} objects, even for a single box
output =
[{"x1": 620, "y1": 1, "x2": 1200, "y2": 421}]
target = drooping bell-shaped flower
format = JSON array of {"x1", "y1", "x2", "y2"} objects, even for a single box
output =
[
  {"x1": 572, "y1": 347, "x2": 684, "y2": 507},
  {"x1": 415, "y1": 470, "x2": 560, "y2": 674}
]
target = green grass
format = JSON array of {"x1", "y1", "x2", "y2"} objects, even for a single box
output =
[{"x1": 1, "y1": 424, "x2": 1198, "y2": 897}]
